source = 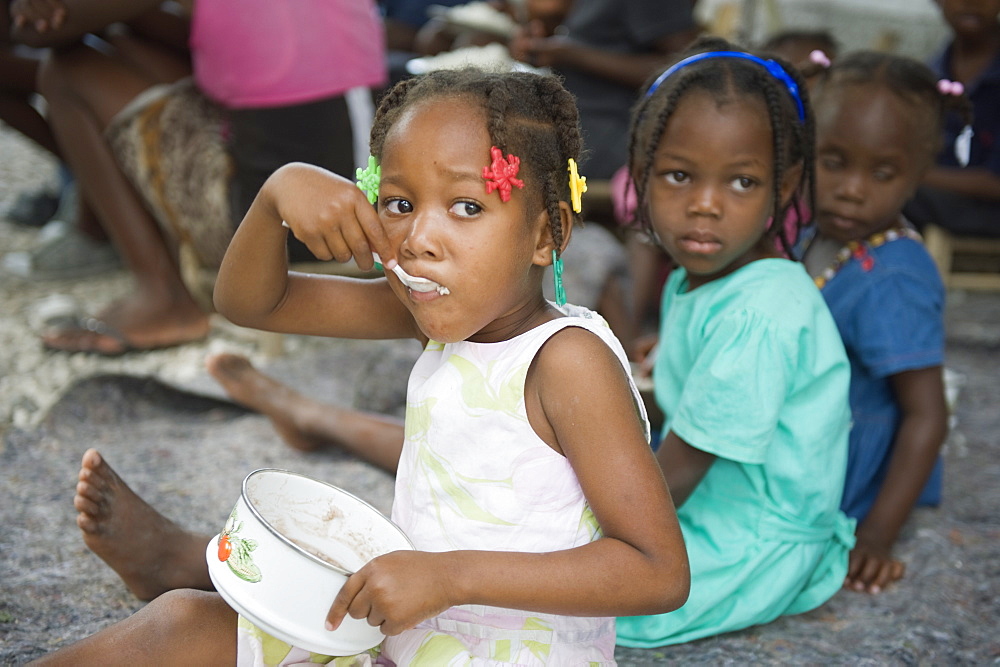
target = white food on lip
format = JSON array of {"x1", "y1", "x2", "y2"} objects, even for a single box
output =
[{"x1": 373, "y1": 254, "x2": 450, "y2": 295}]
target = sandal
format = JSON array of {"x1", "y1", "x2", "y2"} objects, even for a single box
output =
[
  {"x1": 42, "y1": 313, "x2": 211, "y2": 357},
  {"x1": 42, "y1": 317, "x2": 139, "y2": 357},
  {"x1": 2, "y1": 188, "x2": 60, "y2": 227}
]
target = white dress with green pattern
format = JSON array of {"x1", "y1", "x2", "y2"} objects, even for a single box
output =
[
  {"x1": 381, "y1": 304, "x2": 646, "y2": 665},
  {"x1": 237, "y1": 304, "x2": 646, "y2": 666}
]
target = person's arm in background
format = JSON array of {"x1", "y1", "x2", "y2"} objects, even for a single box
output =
[
  {"x1": 846, "y1": 366, "x2": 948, "y2": 594},
  {"x1": 385, "y1": 16, "x2": 419, "y2": 52},
  {"x1": 509, "y1": 0, "x2": 700, "y2": 89},
  {"x1": 10, "y1": 0, "x2": 190, "y2": 83},
  {"x1": 922, "y1": 165, "x2": 1000, "y2": 201},
  {"x1": 514, "y1": 0, "x2": 570, "y2": 36},
  {"x1": 100, "y1": 1, "x2": 191, "y2": 80},
  {"x1": 511, "y1": 22, "x2": 698, "y2": 89},
  {"x1": 119, "y1": 0, "x2": 189, "y2": 52},
  {"x1": 9, "y1": 0, "x2": 168, "y2": 48}
]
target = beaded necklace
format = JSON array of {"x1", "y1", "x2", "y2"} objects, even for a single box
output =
[{"x1": 813, "y1": 223, "x2": 923, "y2": 289}]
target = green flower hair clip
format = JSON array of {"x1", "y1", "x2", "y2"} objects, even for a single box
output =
[{"x1": 356, "y1": 155, "x2": 381, "y2": 205}]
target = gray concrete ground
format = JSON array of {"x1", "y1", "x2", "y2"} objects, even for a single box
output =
[{"x1": 2, "y1": 122, "x2": 999, "y2": 665}]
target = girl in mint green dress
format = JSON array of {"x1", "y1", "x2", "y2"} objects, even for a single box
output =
[{"x1": 616, "y1": 38, "x2": 855, "y2": 647}]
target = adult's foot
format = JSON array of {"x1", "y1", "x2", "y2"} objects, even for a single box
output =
[
  {"x1": 43, "y1": 293, "x2": 210, "y2": 355},
  {"x1": 205, "y1": 353, "x2": 329, "y2": 452},
  {"x1": 74, "y1": 448, "x2": 214, "y2": 600}
]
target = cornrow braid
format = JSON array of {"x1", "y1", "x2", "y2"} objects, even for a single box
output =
[
  {"x1": 369, "y1": 76, "x2": 421, "y2": 161},
  {"x1": 368, "y1": 68, "x2": 584, "y2": 256},
  {"x1": 758, "y1": 58, "x2": 817, "y2": 255},
  {"x1": 792, "y1": 61, "x2": 817, "y2": 257},
  {"x1": 629, "y1": 71, "x2": 701, "y2": 235},
  {"x1": 535, "y1": 74, "x2": 584, "y2": 255},
  {"x1": 543, "y1": 174, "x2": 564, "y2": 251},
  {"x1": 628, "y1": 37, "x2": 816, "y2": 255},
  {"x1": 761, "y1": 79, "x2": 790, "y2": 251},
  {"x1": 537, "y1": 74, "x2": 584, "y2": 168},
  {"x1": 485, "y1": 79, "x2": 511, "y2": 157}
]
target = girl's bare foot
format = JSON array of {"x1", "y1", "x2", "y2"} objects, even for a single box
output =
[
  {"x1": 74, "y1": 449, "x2": 214, "y2": 600},
  {"x1": 205, "y1": 352, "x2": 329, "y2": 451}
]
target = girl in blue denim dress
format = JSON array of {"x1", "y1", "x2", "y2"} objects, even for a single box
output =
[{"x1": 800, "y1": 51, "x2": 953, "y2": 595}]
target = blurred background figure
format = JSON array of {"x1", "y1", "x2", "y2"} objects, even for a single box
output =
[
  {"x1": 761, "y1": 27, "x2": 839, "y2": 92},
  {"x1": 507, "y1": 0, "x2": 700, "y2": 353},
  {"x1": 0, "y1": 0, "x2": 75, "y2": 229},
  {"x1": 4, "y1": 0, "x2": 386, "y2": 355},
  {"x1": 510, "y1": 0, "x2": 700, "y2": 180},
  {"x1": 904, "y1": 0, "x2": 1000, "y2": 238},
  {"x1": 761, "y1": 28, "x2": 838, "y2": 65},
  {"x1": 379, "y1": 0, "x2": 466, "y2": 86}
]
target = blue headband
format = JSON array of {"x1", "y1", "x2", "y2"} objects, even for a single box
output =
[{"x1": 646, "y1": 51, "x2": 806, "y2": 122}]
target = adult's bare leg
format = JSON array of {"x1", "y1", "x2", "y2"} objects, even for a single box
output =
[
  {"x1": 0, "y1": 47, "x2": 61, "y2": 156},
  {"x1": 36, "y1": 41, "x2": 209, "y2": 352},
  {"x1": 207, "y1": 353, "x2": 405, "y2": 474},
  {"x1": 74, "y1": 448, "x2": 214, "y2": 599},
  {"x1": 0, "y1": 47, "x2": 109, "y2": 234},
  {"x1": 28, "y1": 589, "x2": 236, "y2": 666}
]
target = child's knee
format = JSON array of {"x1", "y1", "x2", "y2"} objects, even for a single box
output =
[{"x1": 155, "y1": 589, "x2": 235, "y2": 636}]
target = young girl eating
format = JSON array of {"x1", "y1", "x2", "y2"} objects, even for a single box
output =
[
  {"x1": 34, "y1": 69, "x2": 689, "y2": 665},
  {"x1": 615, "y1": 37, "x2": 856, "y2": 648},
  {"x1": 801, "y1": 51, "x2": 951, "y2": 594}
]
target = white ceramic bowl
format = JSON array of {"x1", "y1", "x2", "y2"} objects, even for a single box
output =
[{"x1": 206, "y1": 469, "x2": 413, "y2": 656}]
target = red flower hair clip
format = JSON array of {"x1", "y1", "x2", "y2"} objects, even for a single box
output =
[{"x1": 482, "y1": 146, "x2": 524, "y2": 202}]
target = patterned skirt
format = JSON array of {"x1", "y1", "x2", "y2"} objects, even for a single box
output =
[{"x1": 105, "y1": 77, "x2": 233, "y2": 270}]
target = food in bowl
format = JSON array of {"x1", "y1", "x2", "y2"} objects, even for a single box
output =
[{"x1": 206, "y1": 469, "x2": 413, "y2": 656}]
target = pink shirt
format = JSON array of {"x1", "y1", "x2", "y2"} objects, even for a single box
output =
[{"x1": 190, "y1": 0, "x2": 386, "y2": 108}]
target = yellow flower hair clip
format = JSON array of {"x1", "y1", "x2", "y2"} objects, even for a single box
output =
[{"x1": 567, "y1": 158, "x2": 587, "y2": 214}]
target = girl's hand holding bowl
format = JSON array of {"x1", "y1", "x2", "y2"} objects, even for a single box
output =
[
  {"x1": 207, "y1": 469, "x2": 413, "y2": 655},
  {"x1": 327, "y1": 550, "x2": 456, "y2": 636}
]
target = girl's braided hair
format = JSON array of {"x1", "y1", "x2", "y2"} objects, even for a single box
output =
[
  {"x1": 809, "y1": 50, "x2": 973, "y2": 163},
  {"x1": 369, "y1": 68, "x2": 584, "y2": 255},
  {"x1": 628, "y1": 36, "x2": 816, "y2": 257}
]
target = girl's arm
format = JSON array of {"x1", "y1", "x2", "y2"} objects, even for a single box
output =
[
  {"x1": 654, "y1": 431, "x2": 717, "y2": 508},
  {"x1": 214, "y1": 163, "x2": 419, "y2": 342},
  {"x1": 326, "y1": 327, "x2": 690, "y2": 635},
  {"x1": 846, "y1": 365, "x2": 948, "y2": 594}
]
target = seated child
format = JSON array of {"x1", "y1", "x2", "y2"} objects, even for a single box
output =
[
  {"x1": 903, "y1": 0, "x2": 1000, "y2": 237},
  {"x1": 615, "y1": 37, "x2": 855, "y2": 648},
  {"x1": 35, "y1": 68, "x2": 689, "y2": 665},
  {"x1": 800, "y1": 50, "x2": 951, "y2": 594}
]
